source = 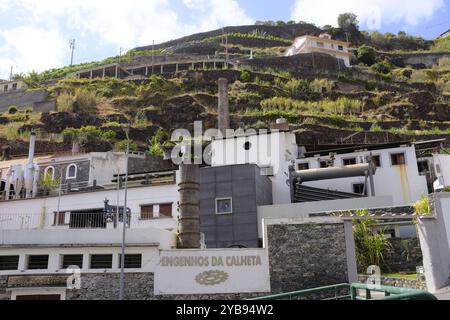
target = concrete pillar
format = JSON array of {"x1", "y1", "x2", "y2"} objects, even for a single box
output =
[
  {"x1": 218, "y1": 78, "x2": 230, "y2": 136},
  {"x1": 89, "y1": 70, "x2": 93, "y2": 79},
  {"x1": 145, "y1": 67, "x2": 148, "y2": 76},
  {"x1": 203, "y1": 61, "x2": 206, "y2": 70},
  {"x1": 344, "y1": 219, "x2": 358, "y2": 284},
  {"x1": 176, "y1": 64, "x2": 179, "y2": 73},
  {"x1": 213, "y1": 61, "x2": 216, "y2": 69},
  {"x1": 115, "y1": 65, "x2": 118, "y2": 78},
  {"x1": 161, "y1": 65, "x2": 164, "y2": 74},
  {"x1": 102, "y1": 68, "x2": 106, "y2": 79}
]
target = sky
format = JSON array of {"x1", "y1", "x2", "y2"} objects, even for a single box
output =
[{"x1": 0, "y1": 0, "x2": 449, "y2": 79}]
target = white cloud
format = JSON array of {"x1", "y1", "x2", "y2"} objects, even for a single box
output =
[
  {"x1": 0, "y1": 0, "x2": 252, "y2": 78},
  {"x1": 291, "y1": 0, "x2": 444, "y2": 30},
  {"x1": 0, "y1": 26, "x2": 66, "y2": 79}
]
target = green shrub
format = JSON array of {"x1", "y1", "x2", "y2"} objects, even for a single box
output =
[
  {"x1": 357, "y1": 45, "x2": 377, "y2": 66},
  {"x1": 413, "y1": 196, "x2": 430, "y2": 216},
  {"x1": 114, "y1": 140, "x2": 138, "y2": 152},
  {"x1": 56, "y1": 92, "x2": 75, "y2": 112},
  {"x1": 101, "y1": 130, "x2": 117, "y2": 141},
  {"x1": 148, "y1": 129, "x2": 170, "y2": 156},
  {"x1": 371, "y1": 59, "x2": 393, "y2": 75},
  {"x1": 8, "y1": 106, "x2": 18, "y2": 114},
  {"x1": 8, "y1": 113, "x2": 29, "y2": 122},
  {"x1": 240, "y1": 69, "x2": 251, "y2": 82},
  {"x1": 24, "y1": 107, "x2": 33, "y2": 114}
]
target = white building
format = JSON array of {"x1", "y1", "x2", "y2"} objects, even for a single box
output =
[
  {"x1": 285, "y1": 33, "x2": 353, "y2": 67},
  {"x1": 1, "y1": 80, "x2": 27, "y2": 94}
]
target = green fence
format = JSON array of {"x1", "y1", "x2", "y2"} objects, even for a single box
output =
[{"x1": 247, "y1": 283, "x2": 437, "y2": 300}]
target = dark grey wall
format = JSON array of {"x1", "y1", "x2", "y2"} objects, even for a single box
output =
[
  {"x1": 199, "y1": 164, "x2": 272, "y2": 248},
  {"x1": 39, "y1": 160, "x2": 91, "y2": 186}
]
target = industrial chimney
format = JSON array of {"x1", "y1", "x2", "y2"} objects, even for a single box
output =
[
  {"x1": 177, "y1": 163, "x2": 201, "y2": 249},
  {"x1": 218, "y1": 78, "x2": 230, "y2": 136},
  {"x1": 24, "y1": 131, "x2": 36, "y2": 198}
]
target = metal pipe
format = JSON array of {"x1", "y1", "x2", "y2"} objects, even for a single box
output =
[
  {"x1": 119, "y1": 125, "x2": 130, "y2": 300},
  {"x1": 292, "y1": 163, "x2": 375, "y2": 182}
]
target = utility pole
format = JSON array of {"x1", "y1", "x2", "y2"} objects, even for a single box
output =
[
  {"x1": 9, "y1": 66, "x2": 13, "y2": 80},
  {"x1": 151, "y1": 40, "x2": 155, "y2": 75},
  {"x1": 69, "y1": 39, "x2": 76, "y2": 66},
  {"x1": 119, "y1": 124, "x2": 130, "y2": 300}
]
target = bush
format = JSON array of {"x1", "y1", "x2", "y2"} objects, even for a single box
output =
[
  {"x1": 8, "y1": 113, "x2": 29, "y2": 122},
  {"x1": 357, "y1": 45, "x2": 377, "y2": 66},
  {"x1": 101, "y1": 130, "x2": 116, "y2": 141},
  {"x1": 371, "y1": 59, "x2": 393, "y2": 75},
  {"x1": 413, "y1": 196, "x2": 430, "y2": 216},
  {"x1": 114, "y1": 140, "x2": 138, "y2": 152},
  {"x1": 56, "y1": 89, "x2": 98, "y2": 113},
  {"x1": 8, "y1": 106, "x2": 18, "y2": 114},
  {"x1": 56, "y1": 92, "x2": 75, "y2": 112},
  {"x1": 240, "y1": 69, "x2": 251, "y2": 82}
]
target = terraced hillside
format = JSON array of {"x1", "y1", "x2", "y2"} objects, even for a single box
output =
[{"x1": 1, "y1": 22, "x2": 449, "y2": 158}]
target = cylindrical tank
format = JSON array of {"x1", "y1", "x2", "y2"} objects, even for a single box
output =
[
  {"x1": 177, "y1": 163, "x2": 201, "y2": 249},
  {"x1": 293, "y1": 163, "x2": 375, "y2": 182}
]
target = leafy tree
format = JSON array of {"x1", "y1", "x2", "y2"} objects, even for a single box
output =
[
  {"x1": 371, "y1": 59, "x2": 394, "y2": 75},
  {"x1": 148, "y1": 129, "x2": 170, "y2": 156},
  {"x1": 276, "y1": 20, "x2": 286, "y2": 26},
  {"x1": 357, "y1": 45, "x2": 377, "y2": 66},
  {"x1": 337, "y1": 12, "x2": 359, "y2": 31}
]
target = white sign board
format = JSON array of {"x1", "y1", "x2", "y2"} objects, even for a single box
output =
[{"x1": 154, "y1": 249, "x2": 271, "y2": 295}]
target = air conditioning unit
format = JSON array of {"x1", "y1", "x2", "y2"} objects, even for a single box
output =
[{"x1": 260, "y1": 166, "x2": 274, "y2": 176}]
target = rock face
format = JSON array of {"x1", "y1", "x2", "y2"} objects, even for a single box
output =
[
  {"x1": 41, "y1": 112, "x2": 102, "y2": 133},
  {"x1": 160, "y1": 95, "x2": 206, "y2": 130}
]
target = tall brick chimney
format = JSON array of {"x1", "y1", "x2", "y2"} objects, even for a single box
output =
[{"x1": 218, "y1": 78, "x2": 230, "y2": 136}]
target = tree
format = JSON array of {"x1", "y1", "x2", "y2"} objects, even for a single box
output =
[
  {"x1": 357, "y1": 45, "x2": 377, "y2": 66},
  {"x1": 337, "y1": 12, "x2": 359, "y2": 31}
]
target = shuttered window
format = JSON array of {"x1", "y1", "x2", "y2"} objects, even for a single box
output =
[
  {"x1": 0, "y1": 256, "x2": 19, "y2": 271},
  {"x1": 140, "y1": 205, "x2": 154, "y2": 220},
  {"x1": 90, "y1": 254, "x2": 112, "y2": 269},
  {"x1": 119, "y1": 254, "x2": 142, "y2": 269},
  {"x1": 159, "y1": 203, "x2": 172, "y2": 218},
  {"x1": 27, "y1": 255, "x2": 49, "y2": 270}
]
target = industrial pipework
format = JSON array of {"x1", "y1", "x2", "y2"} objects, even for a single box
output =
[{"x1": 289, "y1": 159, "x2": 377, "y2": 203}]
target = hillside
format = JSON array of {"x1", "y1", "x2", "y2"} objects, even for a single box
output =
[{"x1": 1, "y1": 22, "x2": 449, "y2": 158}]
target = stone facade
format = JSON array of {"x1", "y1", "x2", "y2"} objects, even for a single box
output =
[
  {"x1": 358, "y1": 275, "x2": 427, "y2": 291},
  {"x1": 385, "y1": 238, "x2": 423, "y2": 273},
  {"x1": 267, "y1": 221, "x2": 349, "y2": 294}
]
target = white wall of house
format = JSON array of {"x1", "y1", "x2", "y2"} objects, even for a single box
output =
[
  {"x1": 211, "y1": 131, "x2": 298, "y2": 204},
  {"x1": 295, "y1": 145, "x2": 428, "y2": 206},
  {"x1": 0, "y1": 184, "x2": 180, "y2": 230}
]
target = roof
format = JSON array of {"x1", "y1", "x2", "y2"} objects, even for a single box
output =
[
  {"x1": 211, "y1": 128, "x2": 291, "y2": 141},
  {"x1": 439, "y1": 28, "x2": 450, "y2": 38},
  {"x1": 303, "y1": 141, "x2": 413, "y2": 158}
]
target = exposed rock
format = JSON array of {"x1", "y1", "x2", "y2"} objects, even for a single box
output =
[
  {"x1": 402, "y1": 91, "x2": 435, "y2": 106},
  {"x1": 41, "y1": 112, "x2": 102, "y2": 133}
]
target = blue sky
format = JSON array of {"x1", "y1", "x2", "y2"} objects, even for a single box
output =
[{"x1": 0, "y1": 0, "x2": 449, "y2": 79}]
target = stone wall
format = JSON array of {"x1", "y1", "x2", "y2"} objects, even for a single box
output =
[
  {"x1": 240, "y1": 52, "x2": 347, "y2": 74},
  {"x1": 385, "y1": 238, "x2": 423, "y2": 273},
  {"x1": 358, "y1": 275, "x2": 426, "y2": 290},
  {"x1": 267, "y1": 220, "x2": 350, "y2": 294},
  {"x1": 0, "y1": 276, "x2": 8, "y2": 300},
  {"x1": 0, "y1": 89, "x2": 51, "y2": 113}
]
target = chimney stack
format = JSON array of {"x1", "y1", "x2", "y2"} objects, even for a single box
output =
[
  {"x1": 177, "y1": 163, "x2": 201, "y2": 249},
  {"x1": 218, "y1": 78, "x2": 230, "y2": 136},
  {"x1": 27, "y1": 131, "x2": 36, "y2": 165}
]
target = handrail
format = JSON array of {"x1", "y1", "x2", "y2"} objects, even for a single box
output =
[{"x1": 247, "y1": 283, "x2": 438, "y2": 301}]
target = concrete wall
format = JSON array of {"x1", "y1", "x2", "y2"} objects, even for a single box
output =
[
  {"x1": 417, "y1": 193, "x2": 450, "y2": 293},
  {"x1": 0, "y1": 89, "x2": 50, "y2": 113},
  {"x1": 199, "y1": 164, "x2": 272, "y2": 248},
  {"x1": 297, "y1": 145, "x2": 428, "y2": 206},
  {"x1": 257, "y1": 195, "x2": 393, "y2": 237}
]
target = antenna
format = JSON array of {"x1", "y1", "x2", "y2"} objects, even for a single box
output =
[{"x1": 69, "y1": 39, "x2": 76, "y2": 66}]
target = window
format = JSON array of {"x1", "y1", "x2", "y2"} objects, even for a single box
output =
[
  {"x1": 61, "y1": 255, "x2": 83, "y2": 269},
  {"x1": 319, "y1": 160, "x2": 328, "y2": 168},
  {"x1": 27, "y1": 255, "x2": 49, "y2": 270},
  {"x1": 244, "y1": 141, "x2": 252, "y2": 150},
  {"x1": 417, "y1": 160, "x2": 429, "y2": 174},
  {"x1": 343, "y1": 158, "x2": 357, "y2": 166},
  {"x1": 3, "y1": 85, "x2": 7, "y2": 92},
  {"x1": 353, "y1": 183, "x2": 365, "y2": 195},
  {"x1": 12, "y1": 83, "x2": 17, "y2": 90},
  {"x1": 118, "y1": 254, "x2": 142, "y2": 269},
  {"x1": 159, "y1": 203, "x2": 173, "y2": 218},
  {"x1": 44, "y1": 166, "x2": 55, "y2": 180},
  {"x1": 338, "y1": 45, "x2": 344, "y2": 51},
  {"x1": 371, "y1": 155, "x2": 381, "y2": 167},
  {"x1": 316, "y1": 41, "x2": 324, "y2": 48},
  {"x1": 216, "y1": 198, "x2": 233, "y2": 215},
  {"x1": 140, "y1": 205, "x2": 154, "y2": 220},
  {"x1": 53, "y1": 212, "x2": 66, "y2": 226},
  {"x1": 90, "y1": 254, "x2": 112, "y2": 269},
  {"x1": 66, "y1": 164, "x2": 77, "y2": 179},
  {"x1": 391, "y1": 153, "x2": 406, "y2": 166},
  {"x1": 298, "y1": 163, "x2": 310, "y2": 171},
  {"x1": 0, "y1": 255, "x2": 19, "y2": 271}
]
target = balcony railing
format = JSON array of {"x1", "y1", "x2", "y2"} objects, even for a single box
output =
[{"x1": 0, "y1": 212, "x2": 173, "y2": 231}]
